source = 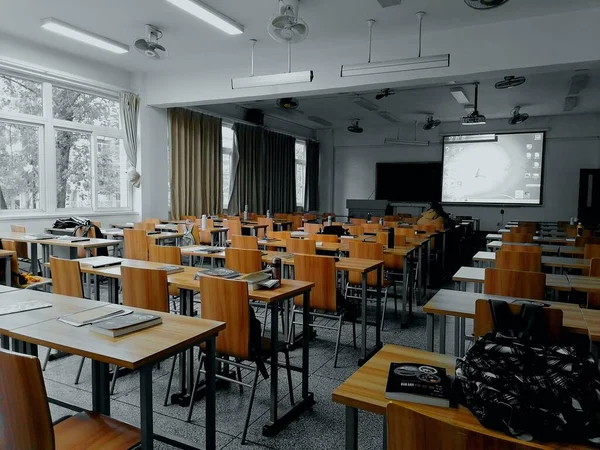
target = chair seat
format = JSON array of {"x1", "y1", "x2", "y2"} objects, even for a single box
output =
[{"x1": 53, "y1": 411, "x2": 140, "y2": 450}]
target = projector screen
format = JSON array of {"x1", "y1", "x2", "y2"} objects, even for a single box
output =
[{"x1": 441, "y1": 132, "x2": 545, "y2": 205}]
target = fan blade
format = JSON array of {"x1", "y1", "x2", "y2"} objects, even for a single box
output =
[
  {"x1": 151, "y1": 43, "x2": 166, "y2": 52},
  {"x1": 135, "y1": 39, "x2": 149, "y2": 51}
]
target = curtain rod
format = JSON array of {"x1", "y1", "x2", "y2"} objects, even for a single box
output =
[{"x1": 189, "y1": 106, "x2": 319, "y2": 143}]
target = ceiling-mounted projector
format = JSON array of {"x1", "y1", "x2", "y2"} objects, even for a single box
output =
[{"x1": 462, "y1": 114, "x2": 486, "y2": 126}]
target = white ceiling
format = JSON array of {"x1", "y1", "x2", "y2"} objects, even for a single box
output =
[
  {"x1": 202, "y1": 64, "x2": 600, "y2": 129},
  {"x1": 0, "y1": 0, "x2": 598, "y2": 74}
]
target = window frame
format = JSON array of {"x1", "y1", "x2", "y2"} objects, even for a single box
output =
[
  {"x1": 221, "y1": 122, "x2": 234, "y2": 210},
  {"x1": 295, "y1": 139, "x2": 307, "y2": 208},
  {"x1": 0, "y1": 71, "x2": 131, "y2": 218}
]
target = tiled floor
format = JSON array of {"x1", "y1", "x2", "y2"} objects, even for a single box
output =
[{"x1": 43, "y1": 281, "x2": 465, "y2": 449}]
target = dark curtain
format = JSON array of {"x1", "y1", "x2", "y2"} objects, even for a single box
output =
[
  {"x1": 263, "y1": 129, "x2": 296, "y2": 213},
  {"x1": 229, "y1": 123, "x2": 264, "y2": 215},
  {"x1": 169, "y1": 108, "x2": 222, "y2": 218},
  {"x1": 304, "y1": 140, "x2": 320, "y2": 211}
]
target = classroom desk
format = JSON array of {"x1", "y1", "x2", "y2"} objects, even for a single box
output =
[
  {"x1": 485, "y1": 241, "x2": 560, "y2": 254},
  {"x1": 0, "y1": 284, "x2": 18, "y2": 294},
  {"x1": 423, "y1": 289, "x2": 588, "y2": 356},
  {"x1": 566, "y1": 274, "x2": 600, "y2": 294},
  {"x1": 0, "y1": 249, "x2": 14, "y2": 286},
  {"x1": 243, "y1": 223, "x2": 269, "y2": 236},
  {"x1": 582, "y1": 308, "x2": 600, "y2": 343},
  {"x1": 486, "y1": 233, "x2": 575, "y2": 245},
  {"x1": 104, "y1": 230, "x2": 184, "y2": 244},
  {"x1": 259, "y1": 238, "x2": 343, "y2": 253},
  {"x1": 472, "y1": 251, "x2": 590, "y2": 271},
  {"x1": 452, "y1": 266, "x2": 571, "y2": 292},
  {"x1": 1, "y1": 289, "x2": 224, "y2": 450},
  {"x1": 0, "y1": 232, "x2": 121, "y2": 276},
  {"x1": 273, "y1": 220, "x2": 293, "y2": 231}
]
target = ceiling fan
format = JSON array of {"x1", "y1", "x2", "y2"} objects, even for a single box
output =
[
  {"x1": 423, "y1": 115, "x2": 441, "y2": 131},
  {"x1": 376, "y1": 88, "x2": 395, "y2": 100},
  {"x1": 495, "y1": 75, "x2": 526, "y2": 89},
  {"x1": 347, "y1": 119, "x2": 364, "y2": 133},
  {"x1": 508, "y1": 106, "x2": 529, "y2": 125},
  {"x1": 464, "y1": 0, "x2": 510, "y2": 10}
]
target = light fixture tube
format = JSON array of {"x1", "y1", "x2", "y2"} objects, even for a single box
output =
[
  {"x1": 450, "y1": 87, "x2": 470, "y2": 105},
  {"x1": 40, "y1": 18, "x2": 129, "y2": 54},
  {"x1": 384, "y1": 138, "x2": 430, "y2": 146},
  {"x1": 165, "y1": 0, "x2": 244, "y2": 35},
  {"x1": 341, "y1": 54, "x2": 449, "y2": 78},
  {"x1": 231, "y1": 71, "x2": 313, "y2": 89}
]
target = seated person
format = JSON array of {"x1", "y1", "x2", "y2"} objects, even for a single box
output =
[{"x1": 417, "y1": 201, "x2": 454, "y2": 227}]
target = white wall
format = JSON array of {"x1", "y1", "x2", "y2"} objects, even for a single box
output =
[
  {"x1": 317, "y1": 128, "x2": 334, "y2": 212},
  {"x1": 331, "y1": 114, "x2": 600, "y2": 230}
]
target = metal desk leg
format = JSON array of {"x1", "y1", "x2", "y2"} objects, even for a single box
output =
[
  {"x1": 426, "y1": 313, "x2": 434, "y2": 352},
  {"x1": 91, "y1": 360, "x2": 110, "y2": 416},
  {"x1": 30, "y1": 243, "x2": 39, "y2": 276},
  {"x1": 302, "y1": 290, "x2": 311, "y2": 400},
  {"x1": 360, "y1": 273, "x2": 368, "y2": 363},
  {"x1": 439, "y1": 315, "x2": 446, "y2": 354},
  {"x1": 442, "y1": 232, "x2": 447, "y2": 275},
  {"x1": 345, "y1": 406, "x2": 358, "y2": 450},
  {"x1": 375, "y1": 266, "x2": 382, "y2": 349},
  {"x1": 426, "y1": 240, "x2": 431, "y2": 286},
  {"x1": 4, "y1": 257, "x2": 10, "y2": 286},
  {"x1": 140, "y1": 365, "x2": 154, "y2": 450},
  {"x1": 205, "y1": 337, "x2": 217, "y2": 450},
  {"x1": 382, "y1": 415, "x2": 387, "y2": 450},
  {"x1": 178, "y1": 290, "x2": 189, "y2": 394},
  {"x1": 459, "y1": 317, "x2": 466, "y2": 356},
  {"x1": 402, "y1": 256, "x2": 408, "y2": 324},
  {"x1": 454, "y1": 316, "x2": 460, "y2": 357},
  {"x1": 418, "y1": 245, "x2": 424, "y2": 302},
  {"x1": 269, "y1": 302, "x2": 279, "y2": 424},
  {"x1": 94, "y1": 275, "x2": 100, "y2": 301},
  {"x1": 108, "y1": 278, "x2": 117, "y2": 304}
]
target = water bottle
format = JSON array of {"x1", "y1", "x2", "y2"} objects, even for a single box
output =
[
  {"x1": 243, "y1": 205, "x2": 248, "y2": 221},
  {"x1": 387, "y1": 227, "x2": 395, "y2": 249},
  {"x1": 272, "y1": 257, "x2": 282, "y2": 282},
  {"x1": 367, "y1": 213, "x2": 372, "y2": 223},
  {"x1": 379, "y1": 217, "x2": 384, "y2": 226},
  {"x1": 327, "y1": 215, "x2": 332, "y2": 227},
  {"x1": 201, "y1": 214, "x2": 207, "y2": 230},
  {"x1": 267, "y1": 209, "x2": 271, "y2": 219},
  {"x1": 577, "y1": 222, "x2": 583, "y2": 237}
]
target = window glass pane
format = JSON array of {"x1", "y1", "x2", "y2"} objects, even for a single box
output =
[
  {"x1": 295, "y1": 140, "x2": 306, "y2": 161},
  {"x1": 52, "y1": 86, "x2": 120, "y2": 128},
  {"x1": 222, "y1": 153, "x2": 231, "y2": 208},
  {"x1": 222, "y1": 125, "x2": 234, "y2": 150},
  {"x1": 97, "y1": 136, "x2": 128, "y2": 208},
  {"x1": 55, "y1": 130, "x2": 91, "y2": 208},
  {"x1": 296, "y1": 162, "x2": 306, "y2": 207},
  {"x1": 0, "y1": 74, "x2": 43, "y2": 116},
  {"x1": 0, "y1": 122, "x2": 40, "y2": 209}
]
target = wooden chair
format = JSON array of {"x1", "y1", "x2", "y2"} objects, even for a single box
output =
[
  {"x1": 495, "y1": 250, "x2": 542, "y2": 272},
  {"x1": 386, "y1": 400, "x2": 543, "y2": 450},
  {"x1": 575, "y1": 236, "x2": 600, "y2": 247},
  {"x1": 414, "y1": 221, "x2": 443, "y2": 233},
  {"x1": 257, "y1": 217, "x2": 273, "y2": 237},
  {"x1": 182, "y1": 215, "x2": 197, "y2": 221},
  {"x1": 307, "y1": 233, "x2": 339, "y2": 243},
  {"x1": 502, "y1": 244, "x2": 542, "y2": 254},
  {"x1": 177, "y1": 223, "x2": 202, "y2": 246},
  {"x1": 231, "y1": 235, "x2": 259, "y2": 250},
  {"x1": 303, "y1": 223, "x2": 322, "y2": 234},
  {"x1": 484, "y1": 268, "x2": 546, "y2": 300},
  {"x1": 0, "y1": 349, "x2": 140, "y2": 450},
  {"x1": 512, "y1": 225, "x2": 537, "y2": 234},
  {"x1": 223, "y1": 219, "x2": 242, "y2": 242},
  {"x1": 194, "y1": 218, "x2": 215, "y2": 229},
  {"x1": 267, "y1": 231, "x2": 292, "y2": 241},
  {"x1": 383, "y1": 221, "x2": 398, "y2": 229},
  {"x1": 349, "y1": 218, "x2": 366, "y2": 226},
  {"x1": 503, "y1": 232, "x2": 534, "y2": 244},
  {"x1": 75, "y1": 224, "x2": 97, "y2": 258},
  {"x1": 9, "y1": 225, "x2": 29, "y2": 260},
  {"x1": 274, "y1": 213, "x2": 288, "y2": 220},
  {"x1": 361, "y1": 223, "x2": 382, "y2": 234},
  {"x1": 288, "y1": 214, "x2": 303, "y2": 231},
  {"x1": 0, "y1": 240, "x2": 50, "y2": 290},
  {"x1": 342, "y1": 225, "x2": 362, "y2": 236},
  {"x1": 394, "y1": 227, "x2": 416, "y2": 237},
  {"x1": 376, "y1": 232, "x2": 407, "y2": 247},
  {"x1": 286, "y1": 238, "x2": 316, "y2": 255},
  {"x1": 588, "y1": 258, "x2": 600, "y2": 309},
  {"x1": 182, "y1": 276, "x2": 294, "y2": 443},
  {"x1": 290, "y1": 254, "x2": 355, "y2": 367},
  {"x1": 225, "y1": 248, "x2": 263, "y2": 273},
  {"x1": 133, "y1": 222, "x2": 155, "y2": 231},
  {"x1": 123, "y1": 229, "x2": 149, "y2": 261},
  {"x1": 149, "y1": 244, "x2": 183, "y2": 298},
  {"x1": 302, "y1": 214, "x2": 317, "y2": 222},
  {"x1": 144, "y1": 218, "x2": 161, "y2": 225},
  {"x1": 384, "y1": 215, "x2": 399, "y2": 221},
  {"x1": 474, "y1": 299, "x2": 563, "y2": 342},
  {"x1": 583, "y1": 244, "x2": 600, "y2": 276}
]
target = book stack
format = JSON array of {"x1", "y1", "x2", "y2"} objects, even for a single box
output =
[{"x1": 385, "y1": 362, "x2": 451, "y2": 407}]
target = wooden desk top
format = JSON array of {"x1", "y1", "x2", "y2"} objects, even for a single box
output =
[
  {"x1": 0, "y1": 232, "x2": 120, "y2": 249},
  {"x1": 559, "y1": 246, "x2": 585, "y2": 257},
  {"x1": 0, "y1": 249, "x2": 15, "y2": 258},
  {"x1": 243, "y1": 224, "x2": 269, "y2": 229},
  {"x1": 452, "y1": 267, "x2": 571, "y2": 292},
  {"x1": 3, "y1": 295, "x2": 225, "y2": 370},
  {"x1": 110, "y1": 222, "x2": 134, "y2": 229},
  {"x1": 79, "y1": 259, "x2": 201, "y2": 283},
  {"x1": 473, "y1": 252, "x2": 589, "y2": 270},
  {"x1": 0, "y1": 285, "x2": 18, "y2": 294},
  {"x1": 259, "y1": 239, "x2": 343, "y2": 252},
  {"x1": 581, "y1": 309, "x2": 600, "y2": 342},
  {"x1": 0, "y1": 289, "x2": 104, "y2": 331},
  {"x1": 332, "y1": 344, "x2": 587, "y2": 449},
  {"x1": 566, "y1": 275, "x2": 600, "y2": 294},
  {"x1": 423, "y1": 289, "x2": 587, "y2": 335}
]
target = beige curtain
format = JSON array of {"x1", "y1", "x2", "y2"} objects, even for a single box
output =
[{"x1": 169, "y1": 108, "x2": 222, "y2": 219}]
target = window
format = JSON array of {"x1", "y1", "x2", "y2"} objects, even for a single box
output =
[
  {"x1": 222, "y1": 124, "x2": 234, "y2": 209},
  {"x1": 0, "y1": 121, "x2": 40, "y2": 210},
  {"x1": 0, "y1": 71, "x2": 130, "y2": 215},
  {"x1": 295, "y1": 140, "x2": 307, "y2": 207}
]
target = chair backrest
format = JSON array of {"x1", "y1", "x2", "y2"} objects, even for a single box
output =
[
  {"x1": 303, "y1": 223, "x2": 322, "y2": 234},
  {"x1": 1, "y1": 240, "x2": 20, "y2": 279},
  {"x1": 502, "y1": 244, "x2": 542, "y2": 254},
  {"x1": 231, "y1": 234, "x2": 259, "y2": 250},
  {"x1": 195, "y1": 218, "x2": 215, "y2": 229},
  {"x1": 589, "y1": 258, "x2": 600, "y2": 309},
  {"x1": 384, "y1": 215, "x2": 399, "y2": 221},
  {"x1": 223, "y1": 219, "x2": 242, "y2": 241},
  {"x1": 9, "y1": 225, "x2": 28, "y2": 259},
  {"x1": 307, "y1": 233, "x2": 339, "y2": 243},
  {"x1": 386, "y1": 401, "x2": 538, "y2": 450},
  {"x1": 361, "y1": 223, "x2": 382, "y2": 234},
  {"x1": 274, "y1": 213, "x2": 288, "y2": 220},
  {"x1": 182, "y1": 215, "x2": 197, "y2": 221},
  {"x1": 348, "y1": 240, "x2": 383, "y2": 286},
  {"x1": 225, "y1": 248, "x2": 263, "y2": 273},
  {"x1": 502, "y1": 232, "x2": 534, "y2": 243},
  {"x1": 414, "y1": 221, "x2": 443, "y2": 233},
  {"x1": 50, "y1": 257, "x2": 84, "y2": 298},
  {"x1": 123, "y1": 229, "x2": 149, "y2": 261},
  {"x1": 257, "y1": 217, "x2": 273, "y2": 237},
  {"x1": 349, "y1": 218, "x2": 366, "y2": 225},
  {"x1": 177, "y1": 223, "x2": 201, "y2": 245},
  {"x1": 565, "y1": 225, "x2": 578, "y2": 238},
  {"x1": 584, "y1": 244, "x2": 600, "y2": 260},
  {"x1": 302, "y1": 214, "x2": 317, "y2": 222},
  {"x1": 474, "y1": 299, "x2": 563, "y2": 342},
  {"x1": 148, "y1": 245, "x2": 182, "y2": 265},
  {"x1": 495, "y1": 250, "x2": 542, "y2": 272},
  {"x1": 268, "y1": 231, "x2": 292, "y2": 241},
  {"x1": 134, "y1": 222, "x2": 156, "y2": 231},
  {"x1": 294, "y1": 254, "x2": 337, "y2": 311},
  {"x1": 121, "y1": 266, "x2": 170, "y2": 312},
  {"x1": 75, "y1": 224, "x2": 97, "y2": 258},
  {"x1": 512, "y1": 225, "x2": 537, "y2": 234},
  {"x1": 0, "y1": 349, "x2": 55, "y2": 450},
  {"x1": 576, "y1": 236, "x2": 600, "y2": 247},
  {"x1": 484, "y1": 268, "x2": 546, "y2": 300},
  {"x1": 288, "y1": 214, "x2": 303, "y2": 231},
  {"x1": 286, "y1": 238, "x2": 316, "y2": 255},
  {"x1": 199, "y1": 276, "x2": 251, "y2": 360},
  {"x1": 394, "y1": 227, "x2": 416, "y2": 237},
  {"x1": 144, "y1": 218, "x2": 161, "y2": 225},
  {"x1": 383, "y1": 221, "x2": 398, "y2": 229},
  {"x1": 343, "y1": 225, "x2": 362, "y2": 236},
  {"x1": 376, "y1": 232, "x2": 406, "y2": 247}
]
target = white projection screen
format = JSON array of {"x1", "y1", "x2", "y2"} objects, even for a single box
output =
[{"x1": 441, "y1": 132, "x2": 545, "y2": 205}]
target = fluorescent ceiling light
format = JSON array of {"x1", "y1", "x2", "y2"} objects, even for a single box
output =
[
  {"x1": 384, "y1": 138, "x2": 430, "y2": 146},
  {"x1": 353, "y1": 97, "x2": 378, "y2": 111},
  {"x1": 307, "y1": 116, "x2": 332, "y2": 127},
  {"x1": 231, "y1": 71, "x2": 313, "y2": 89},
  {"x1": 166, "y1": 0, "x2": 244, "y2": 35},
  {"x1": 377, "y1": 111, "x2": 400, "y2": 123},
  {"x1": 40, "y1": 18, "x2": 129, "y2": 54},
  {"x1": 341, "y1": 54, "x2": 449, "y2": 78},
  {"x1": 450, "y1": 87, "x2": 470, "y2": 105}
]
